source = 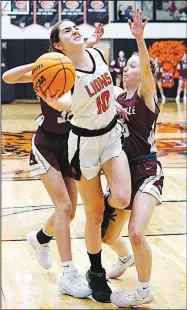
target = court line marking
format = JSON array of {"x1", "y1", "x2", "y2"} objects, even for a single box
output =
[
  {"x1": 1, "y1": 232, "x2": 187, "y2": 242},
  {"x1": 1, "y1": 200, "x2": 186, "y2": 216}
]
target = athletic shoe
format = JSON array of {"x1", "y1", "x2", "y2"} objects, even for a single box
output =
[
  {"x1": 161, "y1": 95, "x2": 166, "y2": 104},
  {"x1": 59, "y1": 269, "x2": 92, "y2": 298},
  {"x1": 86, "y1": 268, "x2": 112, "y2": 303},
  {"x1": 176, "y1": 96, "x2": 180, "y2": 104},
  {"x1": 27, "y1": 231, "x2": 52, "y2": 269},
  {"x1": 107, "y1": 254, "x2": 135, "y2": 279},
  {"x1": 110, "y1": 287, "x2": 155, "y2": 307}
]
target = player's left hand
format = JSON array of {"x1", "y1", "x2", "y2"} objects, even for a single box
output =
[
  {"x1": 86, "y1": 23, "x2": 104, "y2": 48},
  {"x1": 128, "y1": 8, "x2": 149, "y2": 38}
]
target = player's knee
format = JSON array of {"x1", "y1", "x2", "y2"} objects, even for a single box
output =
[
  {"x1": 129, "y1": 229, "x2": 145, "y2": 246},
  {"x1": 55, "y1": 201, "x2": 72, "y2": 218},
  {"x1": 86, "y1": 211, "x2": 104, "y2": 227},
  {"x1": 112, "y1": 191, "x2": 131, "y2": 209},
  {"x1": 102, "y1": 235, "x2": 116, "y2": 246}
]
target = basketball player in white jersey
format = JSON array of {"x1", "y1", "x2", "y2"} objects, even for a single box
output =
[{"x1": 38, "y1": 19, "x2": 131, "y2": 303}]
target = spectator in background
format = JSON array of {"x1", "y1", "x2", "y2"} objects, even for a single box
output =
[
  {"x1": 110, "y1": 50, "x2": 126, "y2": 87},
  {"x1": 167, "y1": 1, "x2": 178, "y2": 16},
  {"x1": 118, "y1": 4, "x2": 125, "y2": 21},
  {"x1": 179, "y1": 1, "x2": 187, "y2": 19},
  {"x1": 124, "y1": 5, "x2": 133, "y2": 21},
  {"x1": 154, "y1": 58, "x2": 166, "y2": 104},
  {"x1": 176, "y1": 52, "x2": 187, "y2": 104}
]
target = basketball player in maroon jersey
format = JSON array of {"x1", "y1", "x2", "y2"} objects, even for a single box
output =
[
  {"x1": 176, "y1": 52, "x2": 187, "y2": 104},
  {"x1": 110, "y1": 50, "x2": 126, "y2": 87},
  {"x1": 2, "y1": 24, "x2": 104, "y2": 299},
  {"x1": 154, "y1": 57, "x2": 166, "y2": 103},
  {"x1": 100, "y1": 9, "x2": 164, "y2": 307}
]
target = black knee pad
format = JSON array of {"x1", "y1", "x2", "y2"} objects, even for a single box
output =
[{"x1": 101, "y1": 195, "x2": 116, "y2": 238}]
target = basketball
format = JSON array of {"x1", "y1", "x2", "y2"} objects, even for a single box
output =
[{"x1": 32, "y1": 52, "x2": 76, "y2": 97}]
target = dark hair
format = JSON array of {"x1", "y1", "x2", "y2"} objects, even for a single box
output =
[
  {"x1": 49, "y1": 19, "x2": 73, "y2": 53},
  {"x1": 132, "y1": 52, "x2": 156, "y2": 76}
]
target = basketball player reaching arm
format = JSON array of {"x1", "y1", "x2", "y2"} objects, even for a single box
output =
[
  {"x1": 2, "y1": 23, "x2": 104, "y2": 299},
  {"x1": 98, "y1": 9, "x2": 164, "y2": 307}
]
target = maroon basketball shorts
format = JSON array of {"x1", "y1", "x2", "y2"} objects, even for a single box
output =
[
  {"x1": 179, "y1": 75, "x2": 187, "y2": 80},
  {"x1": 126, "y1": 159, "x2": 164, "y2": 210},
  {"x1": 29, "y1": 128, "x2": 72, "y2": 178},
  {"x1": 154, "y1": 75, "x2": 162, "y2": 83}
]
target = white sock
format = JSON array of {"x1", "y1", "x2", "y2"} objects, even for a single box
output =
[
  {"x1": 119, "y1": 253, "x2": 131, "y2": 263},
  {"x1": 62, "y1": 260, "x2": 75, "y2": 274},
  {"x1": 137, "y1": 280, "x2": 150, "y2": 299}
]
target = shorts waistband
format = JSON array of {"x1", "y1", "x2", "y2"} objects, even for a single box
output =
[
  {"x1": 38, "y1": 126, "x2": 69, "y2": 138},
  {"x1": 71, "y1": 115, "x2": 118, "y2": 137},
  {"x1": 129, "y1": 153, "x2": 157, "y2": 164}
]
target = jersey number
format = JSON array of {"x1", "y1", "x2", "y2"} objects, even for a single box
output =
[
  {"x1": 96, "y1": 90, "x2": 110, "y2": 114},
  {"x1": 57, "y1": 110, "x2": 73, "y2": 124},
  {"x1": 121, "y1": 120, "x2": 130, "y2": 138}
]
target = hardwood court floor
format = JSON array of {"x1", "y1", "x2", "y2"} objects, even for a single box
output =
[{"x1": 1, "y1": 101, "x2": 187, "y2": 309}]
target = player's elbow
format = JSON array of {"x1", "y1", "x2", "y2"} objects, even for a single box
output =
[{"x1": 2, "y1": 72, "x2": 13, "y2": 84}]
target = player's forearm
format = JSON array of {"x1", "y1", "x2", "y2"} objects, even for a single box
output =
[
  {"x1": 85, "y1": 42, "x2": 94, "y2": 48},
  {"x1": 51, "y1": 100, "x2": 72, "y2": 111},
  {"x1": 136, "y1": 36, "x2": 150, "y2": 72},
  {"x1": 46, "y1": 91, "x2": 72, "y2": 111},
  {"x1": 2, "y1": 63, "x2": 34, "y2": 84}
]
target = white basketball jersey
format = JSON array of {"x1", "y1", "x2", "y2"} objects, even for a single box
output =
[{"x1": 71, "y1": 48, "x2": 116, "y2": 130}]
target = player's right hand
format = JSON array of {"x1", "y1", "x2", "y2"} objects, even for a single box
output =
[
  {"x1": 115, "y1": 101, "x2": 129, "y2": 121},
  {"x1": 34, "y1": 88, "x2": 62, "y2": 108}
]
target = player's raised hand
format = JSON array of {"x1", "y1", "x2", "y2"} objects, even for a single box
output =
[
  {"x1": 86, "y1": 23, "x2": 104, "y2": 48},
  {"x1": 128, "y1": 8, "x2": 149, "y2": 38}
]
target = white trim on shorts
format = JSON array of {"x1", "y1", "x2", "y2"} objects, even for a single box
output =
[
  {"x1": 139, "y1": 163, "x2": 163, "y2": 205},
  {"x1": 30, "y1": 134, "x2": 50, "y2": 177}
]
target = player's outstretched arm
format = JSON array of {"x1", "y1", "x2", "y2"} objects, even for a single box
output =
[
  {"x1": 36, "y1": 89, "x2": 72, "y2": 112},
  {"x1": 2, "y1": 63, "x2": 33, "y2": 84},
  {"x1": 85, "y1": 23, "x2": 104, "y2": 48},
  {"x1": 128, "y1": 8, "x2": 155, "y2": 109}
]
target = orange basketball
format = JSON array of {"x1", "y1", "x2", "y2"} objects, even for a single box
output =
[{"x1": 32, "y1": 52, "x2": 76, "y2": 97}]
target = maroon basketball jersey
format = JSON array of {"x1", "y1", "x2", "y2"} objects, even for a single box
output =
[
  {"x1": 111, "y1": 57, "x2": 126, "y2": 76},
  {"x1": 35, "y1": 99, "x2": 73, "y2": 134},
  {"x1": 178, "y1": 60, "x2": 187, "y2": 79},
  {"x1": 155, "y1": 64, "x2": 163, "y2": 81},
  {"x1": 117, "y1": 91, "x2": 159, "y2": 159}
]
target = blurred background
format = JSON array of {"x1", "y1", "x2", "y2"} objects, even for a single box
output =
[{"x1": 1, "y1": 0, "x2": 187, "y2": 103}]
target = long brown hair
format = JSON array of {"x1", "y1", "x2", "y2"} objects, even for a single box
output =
[{"x1": 49, "y1": 20, "x2": 72, "y2": 53}]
